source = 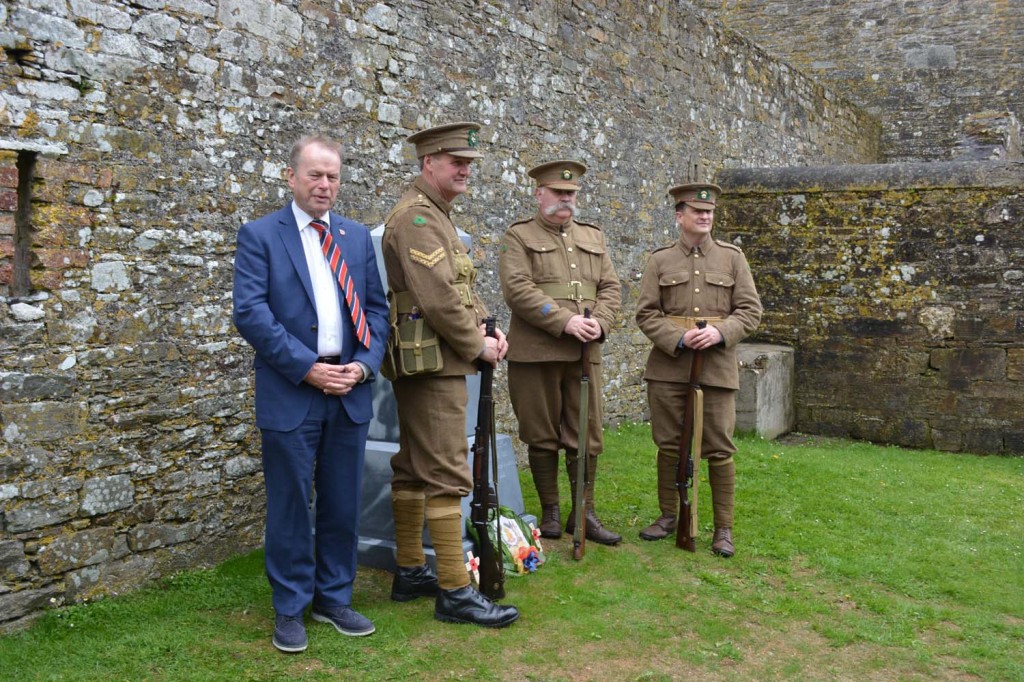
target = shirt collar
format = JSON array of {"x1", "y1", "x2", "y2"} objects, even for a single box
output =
[{"x1": 291, "y1": 201, "x2": 329, "y2": 231}]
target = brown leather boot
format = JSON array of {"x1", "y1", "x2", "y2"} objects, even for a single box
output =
[
  {"x1": 639, "y1": 514, "x2": 676, "y2": 541},
  {"x1": 565, "y1": 508, "x2": 623, "y2": 545},
  {"x1": 712, "y1": 527, "x2": 734, "y2": 557},
  {"x1": 640, "y1": 453, "x2": 680, "y2": 541},
  {"x1": 708, "y1": 457, "x2": 735, "y2": 557},
  {"x1": 530, "y1": 448, "x2": 562, "y2": 538},
  {"x1": 538, "y1": 504, "x2": 561, "y2": 539},
  {"x1": 564, "y1": 454, "x2": 622, "y2": 546}
]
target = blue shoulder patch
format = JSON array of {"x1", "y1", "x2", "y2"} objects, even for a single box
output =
[{"x1": 541, "y1": 303, "x2": 553, "y2": 316}]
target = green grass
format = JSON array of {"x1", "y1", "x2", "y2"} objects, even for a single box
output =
[{"x1": 2, "y1": 424, "x2": 1022, "y2": 681}]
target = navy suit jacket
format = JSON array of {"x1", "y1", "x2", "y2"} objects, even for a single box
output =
[{"x1": 232, "y1": 204, "x2": 390, "y2": 432}]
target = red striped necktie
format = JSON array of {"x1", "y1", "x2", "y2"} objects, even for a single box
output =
[{"x1": 310, "y1": 219, "x2": 371, "y2": 349}]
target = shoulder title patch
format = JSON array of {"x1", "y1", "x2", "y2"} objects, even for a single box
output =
[
  {"x1": 409, "y1": 246, "x2": 447, "y2": 268},
  {"x1": 413, "y1": 215, "x2": 427, "y2": 226}
]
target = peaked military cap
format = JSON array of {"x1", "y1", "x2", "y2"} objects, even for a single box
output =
[
  {"x1": 528, "y1": 160, "x2": 587, "y2": 190},
  {"x1": 668, "y1": 182, "x2": 723, "y2": 210},
  {"x1": 406, "y1": 121, "x2": 483, "y2": 159}
]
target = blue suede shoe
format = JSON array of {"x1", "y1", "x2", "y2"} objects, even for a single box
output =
[
  {"x1": 311, "y1": 605, "x2": 375, "y2": 637},
  {"x1": 272, "y1": 614, "x2": 307, "y2": 653}
]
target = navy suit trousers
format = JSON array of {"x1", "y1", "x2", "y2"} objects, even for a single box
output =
[{"x1": 260, "y1": 391, "x2": 369, "y2": 616}]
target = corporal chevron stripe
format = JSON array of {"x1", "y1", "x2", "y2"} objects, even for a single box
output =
[
  {"x1": 310, "y1": 219, "x2": 371, "y2": 349},
  {"x1": 409, "y1": 246, "x2": 446, "y2": 268}
]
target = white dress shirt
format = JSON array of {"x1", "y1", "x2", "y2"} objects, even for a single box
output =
[{"x1": 292, "y1": 202, "x2": 344, "y2": 358}]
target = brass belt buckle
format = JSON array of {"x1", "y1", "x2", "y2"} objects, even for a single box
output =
[{"x1": 568, "y1": 280, "x2": 583, "y2": 302}]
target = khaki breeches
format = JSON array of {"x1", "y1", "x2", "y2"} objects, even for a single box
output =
[
  {"x1": 646, "y1": 380, "x2": 737, "y2": 460},
  {"x1": 507, "y1": 360, "x2": 604, "y2": 455},
  {"x1": 390, "y1": 375, "x2": 472, "y2": 498}
]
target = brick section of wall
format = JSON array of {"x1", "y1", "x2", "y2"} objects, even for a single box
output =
[
  {"x1": 694, "y1": 0, "x2": 1024, "y2": 162},
  {"x1": 717, "y1": 161, "x2": 1024, "y2": 454},
  {"x1": 0, "y1": 0, "x2": 878, "y2": 627}
]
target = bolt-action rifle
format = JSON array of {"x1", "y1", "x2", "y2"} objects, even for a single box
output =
[
  {"x1": 470, "y1": 317, "x2": 505, "y2": 599},
  {"x1": 676, "y1": 320, "x2": 707, "y2": 552},
  {"x1": 572, "y1": 308, "x2": 593, "y2": 561}
]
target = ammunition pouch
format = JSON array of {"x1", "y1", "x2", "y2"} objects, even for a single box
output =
[{"x1": 382, "y1": 290, "x2": 444, "y2": 379}]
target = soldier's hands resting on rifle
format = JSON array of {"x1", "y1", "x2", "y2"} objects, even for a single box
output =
[
  {"x1": 563, "y1": 313, "x2": 602, "y2": 343},
  {"x1": 477, "y1": 324, "x2": 508, "y2": 366},
  {"x1": 682, "y1": 324, "x2": 723, "y2": 351}
]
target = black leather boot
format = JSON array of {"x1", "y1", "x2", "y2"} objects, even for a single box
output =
[
  {"x1": 435, "y1": 586, "x2": 520, "y2": 628},
  {"x1": 391, "y1": 564, "x2": 439, "y2": 602}
]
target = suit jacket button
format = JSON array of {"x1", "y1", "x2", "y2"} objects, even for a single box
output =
[{"x1": 311, "y1": 324, "x2": 319, "y2": 331}]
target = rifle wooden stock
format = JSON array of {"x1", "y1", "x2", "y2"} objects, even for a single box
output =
[
  {"x1": 675, "y1": 320, "x2": 707, "y2": 552},
  {"x1": 572, "y1": 308, "x2": 592, "y2": 561},
  {"x1": 470, "y1": 318, "x2": 505, "y2": 599}
]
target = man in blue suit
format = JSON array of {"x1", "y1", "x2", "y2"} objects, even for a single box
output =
[{"x1": 232, "y1": 135, "x2": 389, "y2": 653}]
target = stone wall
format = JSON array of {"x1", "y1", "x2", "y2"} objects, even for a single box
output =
[
  {"x1": 717, "y1": 161, "x2": 1024, "y2": 454},
  {"x1": 0, "y1": 0, "x2": 876, "y2": 627},
  {"x1": 693, "y1": 0, "x2": 1024, "y2": 163}
]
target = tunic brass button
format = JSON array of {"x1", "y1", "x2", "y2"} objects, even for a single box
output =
[
  {"x1": 570, "y1": 263, "x2": 577, "y2": 269},
  {"x1": 694, "y1": 253, "x2": 700, "y2": 258},
  {"x1": 694, "y1": 307, "x2": 701, "y2": 313},
  {"x1": 694, "y1": 288, "x2": 700, "y2": 293},
  {"x1": 671, "y1": 279, "x2": 676, "y2": 284},
  {"x1": 567, "y1": 247, "x2": 573, "y2": 252},
  {"x1": 695, "y1": 270, "x2": 700, "y2": 275}
]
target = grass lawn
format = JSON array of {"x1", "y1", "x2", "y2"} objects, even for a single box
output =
[{"x1": 1, "y1": 424, "x2": 1022, "y2": 681}]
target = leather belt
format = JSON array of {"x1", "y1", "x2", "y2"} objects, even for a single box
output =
[
  {"x1": 537, "y1": 280, "x2": 598, "y2": 302},
  {"x1": 317, "y1": 356, "x2": 342, "y2": 365},
  {"x1": 392, "y1": 287, "x2": 471, "y2": 314},
  {"x1": 666, "y1": 315, "x2": 724, "y2": 329}
]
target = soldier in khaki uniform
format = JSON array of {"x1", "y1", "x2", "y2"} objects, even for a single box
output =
[
  {"x1": 499, "y1": 160, "x2": 623, "y2": 545},
  {"x1": 635, "y1": 182, "x2": 761, "y2": 556},
  {"x1": 382, "y1": 122, "x2": 519, "y2": 627}
]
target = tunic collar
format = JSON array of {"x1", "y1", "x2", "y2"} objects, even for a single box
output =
[
  {"x1": 414, "y1": 176, "x2": 453, "y2": 216},
  {"x1": 679, "y1": 234, "x2": 712, "y2": 255}
]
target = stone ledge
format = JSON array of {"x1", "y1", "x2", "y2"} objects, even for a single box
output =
[{"x1": 737, "y1": 343, "x2": 795, "y2": 440}]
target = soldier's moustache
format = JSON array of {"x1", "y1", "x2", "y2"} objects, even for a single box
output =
[{"x1": 543, "y1": 202, "x2": 579, "y2": 218}]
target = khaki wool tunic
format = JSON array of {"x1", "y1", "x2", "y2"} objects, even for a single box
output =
[
  {"x1": 499, "y1": 212, "x2": 621, "y2": 453},
  {"x1": 382, "y1": 177, "x2": 488, "y2": 497},
  {"x1": 636, "y1": 235, "x2": 762, "y2": 458}
]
